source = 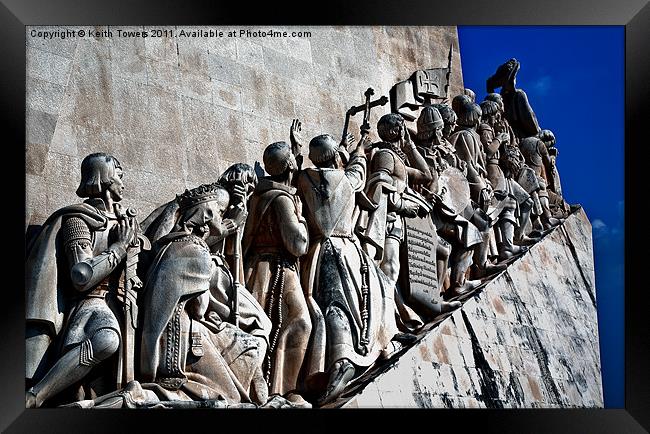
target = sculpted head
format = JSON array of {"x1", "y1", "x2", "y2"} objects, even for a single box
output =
[
  {"x1": 434, "y1": 104, "x2": 457, "y2": 140},
  {"x1": 416, "y1": 106, "x2": 444, "y2": 145},
  {"x1": 485, "y1": 93, "x2": 505, "y2": 113},
  {"x1": 456, "y1": 101, "x2": 482, "y2": 128},
  {"x1": 487, "y1": 58, "x2": 520, "y2": 93},
  {"x1": 263, "y1": 141, "x2": 297, "y2": 183},
  {"x1": 175, "y1": 183, "x2": 230, "y2": 238},
  {"x1": 218, "y1": 162, "x2": 258, "y2": 197},
  {"x1": 309, "y1": 134, "x2": 342, "y2": 169},
  {"x1": 76, "y1": 153, "x2": 124, "y2": 202},
  {"x1": 463, "y1": 88, "x2": 476, "y2": 103},
  {"x1": 377, "y1": 113, "x2": 405, "y2": 143},
  {"x1": 479, "y1": 100, "x2": 501, "y2": 128}
]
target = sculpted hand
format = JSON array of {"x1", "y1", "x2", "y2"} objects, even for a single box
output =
[
  {"x1": 497, "y1": 132, "x2": 510, "y2": 146},
  {"x1": 356, "y1": 134, "x2": 372, "y2": 153},
  {"x1": 230, "y1": 182, "x2": 247, "y2": 207},
  {"x1": 293, "y1": 195, "x2": 304, "y2": 220},
  {"x1": 340, "y1": 132, "x2": 355, "y2": 150},
  {"x1": 114, "y1": 217, "x2": 136, "y2": 249},
  {"x1": 402, "y1": 201, "x2": 420, "y2": 218},
  {"x1": 290, "y1": 119, "x2": 303, "y2": 155}
]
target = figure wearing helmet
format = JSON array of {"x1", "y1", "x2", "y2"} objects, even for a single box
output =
[{"x1": 413, "y1": 105, "x2": 484, "y2": 298}]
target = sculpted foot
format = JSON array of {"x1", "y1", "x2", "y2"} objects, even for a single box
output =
[
  {"x1": 515, "y1": 234, "x2": 540, "y2": 246},
  {"x1": 26, "y1": 390, "x2": 40, "y2": 408},
  {"x1": 498, "y1": 245, "x2": 528, "y2": 261},
  {"x1": 316, "y1": 359, "x2": 355, "y2": 406},
  {"x1": 285, "y1": 392, "x2": 312, "y2": 408}
]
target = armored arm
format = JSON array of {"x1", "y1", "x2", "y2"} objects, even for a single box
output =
[
  {"x1": 273, "y1": 195, "x2": 309, "y2": 257},
  {"x1": 63, "y1": 217, "x2": 129, "y2": 292}
]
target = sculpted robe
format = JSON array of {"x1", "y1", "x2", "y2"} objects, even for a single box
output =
[
  {"x1": 139, "y1": 232, "x2": 267, "y2": 404},
  {"x1": 243, "y1": 179, "x2": 314, "y2": 396},
  {"x1": 297, "y1": 153, "x2": 399, "y2": 373},
  {"x1": 140, "y1": 199, "x2": 271, "y2": 347}
]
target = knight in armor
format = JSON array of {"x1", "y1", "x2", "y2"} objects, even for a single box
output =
[
  {"x1": 296, "y1": 132, "x2": 404, "y2": 405},
  {"x1": 479, "y1": 100, "x2": 536, "y2": 253},
  {"x1": 26, "y1": 153, "x2": 140, "y2": 407},
  {"x1": 242, "y1": 141, "x2": 314, "y2": 406},
  {"x1": 413, "y1": 106, "x2": 483, "y2": 297},
  {"x1": 361, "y1": 113, "x2": 441, "y2": 331}
]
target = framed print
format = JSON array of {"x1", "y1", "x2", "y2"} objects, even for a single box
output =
[{"x1": 2, "y1": 0, "x2": 648, "y2": 432}]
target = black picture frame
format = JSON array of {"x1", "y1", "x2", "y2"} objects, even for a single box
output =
[{"x1": 3, "y1": 0, "x2": 647, "y2": 432}]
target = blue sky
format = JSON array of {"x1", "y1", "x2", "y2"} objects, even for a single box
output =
[{"x1": 458, "y1": 26, "x2": 624, "y2": 408}]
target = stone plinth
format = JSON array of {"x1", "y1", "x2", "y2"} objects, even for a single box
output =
[{"x1": 341, "y1": 208, "x2": 603, "y2": 408}]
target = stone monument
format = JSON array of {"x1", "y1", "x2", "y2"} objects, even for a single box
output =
[{"x1": 25, "y1": 26, "x2": 602, "y2": 409}]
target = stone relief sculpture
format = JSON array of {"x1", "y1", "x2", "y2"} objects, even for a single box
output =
[
  {"x1": 242, "y1": 141, "x2": 314, "y2": 406},
  {"x1": 26, "y1": 153, "x2": 144, "y2": 408},
  {"x1": 486, "y1": 58, "x2": 542, "y2": 139},
  {"x1": 137, "y1": 183, "x2": 268, "y2": 405},
  {"x1": 25, "y1": 58, "x2": 575, "y2": 409}
]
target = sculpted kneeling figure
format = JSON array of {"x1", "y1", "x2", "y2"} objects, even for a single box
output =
[
  {"x1": 296, "y1": 131, "x2": 403, "y2": 405},
  {"x1": 26, "y1": 153, "x2": 141, "y2": 408}
]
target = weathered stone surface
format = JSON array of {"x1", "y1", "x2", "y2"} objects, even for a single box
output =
[
  {"x1": 25, "y1": 26, "x2": 463, "y2": 223},
  {"x1": 340, "y1": 209, "x2": 603, "y2": 408}
]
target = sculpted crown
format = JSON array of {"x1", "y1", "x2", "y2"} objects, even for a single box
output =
[{"x1": 176, "y1": 183, "x2": 223, "y2": 210}]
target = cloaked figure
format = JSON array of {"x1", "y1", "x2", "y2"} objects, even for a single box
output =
[
  {"x1": 296, "y1": 132, "x2": 403, "y2": 406},
  {"x1": 242, "y1": 141, "x2": 314, "y2": 406},
  {"x1": 26, "y1": 153, "x2": 143, "y2": 407}
]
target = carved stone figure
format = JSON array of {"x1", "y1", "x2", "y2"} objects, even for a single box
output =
[
  {"x1": 538, "y1": 129, "x2": 570, "y2": 218},
  {"x1": 519, "y1": 135, "x2": 563, "y2": 230},
  {"x1": 448, "y1": 97, "x2": 510, "y2": 281},
  {"x1": 140, "y1": 163, "x2": 272, "y2": 358},
  {"x1": 414, "y1": 106, "x2": 483, "y2": 297},
  {"x1": 138, "y1": 183, "x2": 268, "y2": 405},
  {"x1": 483, "y1": 93, "x2": 548, "y2": 240},
  {"x1": 486, "y1": 58, "x2": 541, "y2": 139},
  {"x1": 362, "y1": 113, "x2": 437, "y2": 330},
  {"x1": 242, "y1": 141, "x2": 313, "y2": 405},
  {"x1": 433, "y1": 103, "x2": 458, "y2": 141},
  {"x1": 479, "y1": 100, "x2": 535, "y2": 255},
  {"x1": 485, "y1": 92, "x2": 518, "y2": 146},
  {"x1": 296, "y1": 132, "x2": 403, "y2": 405},
  {"x1": 26, "y1": 153, "x2": 142, "y2": 408}
]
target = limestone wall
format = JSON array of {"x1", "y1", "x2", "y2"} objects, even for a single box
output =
[
  {"x1": 340, "y1": 209, "x2": 603, "y2": 408},
  {"x1": 26, "y1": 25, "x2": 463, "y2": 227}
]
